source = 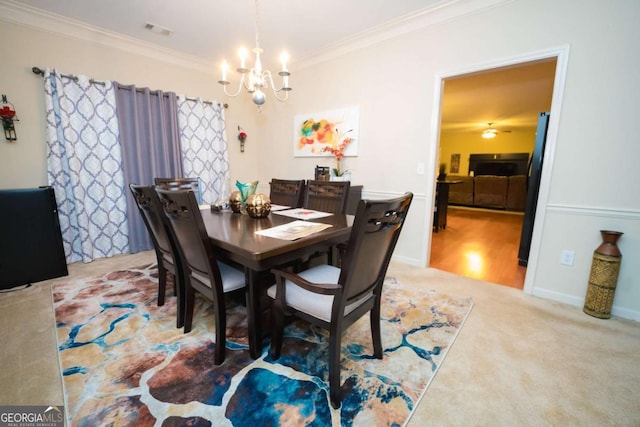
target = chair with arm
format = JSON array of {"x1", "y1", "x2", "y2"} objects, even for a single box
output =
[
  {"x1": 269, "y1": 179, "x2": 305, "y2": 207},
  {"x1": 268, "y1": 192, "x2": 414, "y2": 408},
  {"x1": 156, "y1": 188, "x2": 246, "y2": 364},
  {"x1": 129, "y1": 184, "x2": 184, "y2": 328},
  {"x1": 154, "y1": 177, "x2": 204, "y2": 205},
  {"x1": 304, "y1": 180, "x2": 351, "y2": 214}
]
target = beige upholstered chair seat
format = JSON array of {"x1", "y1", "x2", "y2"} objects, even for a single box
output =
[
  {"x1": 191, "y1": 263, "x2": 245, "y2": 292},
  {"x1": 267, "y1": 265, "x2": 371, "y2": 323}
]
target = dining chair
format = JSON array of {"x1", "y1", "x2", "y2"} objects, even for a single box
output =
[
  {"x1": 129, "y1": 184, "x2": 184, "y2": 328},
  {"x1": 155, "y1": 188, "x2": 246, "y2": 364},
  {"x1": 304, "y1": 180, "x2": 351, "y2": 214},
  {"x1": 268, "y1": 192, "x2": 414, "y2": 408},
  {"x1": 269, "y1": 178, "x2": 305, "y2": 208},
  {"x1": 154, "y1": 177, "x2": 204, "y2": 205},
  {"x1": 302, "y1": 180, "x2": 352, "y2": 267}
]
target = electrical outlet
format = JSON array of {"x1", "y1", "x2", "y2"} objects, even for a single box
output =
[
  {"x1": 416, "y1": 162, "x2": 425, "y2": 175},
  {"x1": 560, "y1": 250, "x2": 575, "y2": 266}
]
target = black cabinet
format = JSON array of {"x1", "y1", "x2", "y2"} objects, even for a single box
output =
[
  {"x1": 0, "y1": 187, "x2": 68, "y2": 289},
  {"x1": 433, "y1": 180, "x2": 461, "y2": 232}
]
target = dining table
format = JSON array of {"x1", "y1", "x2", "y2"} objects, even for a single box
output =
[{"x1": 200, "y1": 207, "x2": 353, "y2": 359}]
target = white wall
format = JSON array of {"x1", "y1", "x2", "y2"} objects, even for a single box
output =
[
  {"x1": 255, "y1": 0, "x2": 640, "y2": 319},
  {"x1": 1, "y1": 0, "x2": 638, "y2": 320}
]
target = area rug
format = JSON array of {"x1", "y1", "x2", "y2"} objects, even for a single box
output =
[{"x1": 52, "y1": 263, "x2": 473, "y2": 426}]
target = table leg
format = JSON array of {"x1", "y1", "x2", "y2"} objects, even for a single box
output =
[{"x1": 245, "y1": 268, "x2": 263, "y2": 359}]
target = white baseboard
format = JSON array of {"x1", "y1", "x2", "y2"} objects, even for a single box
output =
[{"x1": 532, "y1": 287, "x2": 640, "y2": 322}]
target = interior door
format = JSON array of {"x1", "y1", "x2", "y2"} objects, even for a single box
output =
[{"x1": 518, "y1": 112, "x2": 550, "y2": 266}]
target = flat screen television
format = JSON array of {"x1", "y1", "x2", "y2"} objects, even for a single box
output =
[
  {"x1": 468, "y1": 153, "x2": 530, "y2": 176},
  {"x1": 0, "y1": 187, "x2": 68, "y2": 289}
]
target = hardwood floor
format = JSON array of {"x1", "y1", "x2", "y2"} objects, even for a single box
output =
[{"x1": 429, "y1": 206, "x2": 527, "y2": 289}]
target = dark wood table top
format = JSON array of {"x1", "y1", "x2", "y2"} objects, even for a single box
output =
[{"x1": 200, "y1": 208, "x2": 353, "y2": 271}]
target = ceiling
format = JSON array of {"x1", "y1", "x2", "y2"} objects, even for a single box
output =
[
  {"x1": 441, "y1": 59, "x2": 557, "y2": 135},
  {"x1": 8, "y1": 0, "x2": 556, "y2": 135},
  {"x1": 12, "y1": 0, "x2": 447, "y2": 64}
]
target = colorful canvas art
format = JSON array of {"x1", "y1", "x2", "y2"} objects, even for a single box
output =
[{"x1": 293, "y1": 106, "x2": 359, "y2": 157}]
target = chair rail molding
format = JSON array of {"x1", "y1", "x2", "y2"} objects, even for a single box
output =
[{"x1": 546, "y1": 203, "x2": 640, "y2": 220}]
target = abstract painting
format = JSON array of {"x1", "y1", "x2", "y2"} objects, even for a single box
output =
[{"x1": 293, "y1": 106, "x2": 359, "y2": 157}]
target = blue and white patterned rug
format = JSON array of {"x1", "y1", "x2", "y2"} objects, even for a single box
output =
[{"x1": 52, "y1": 263, "x2": 473, "y2": 426}]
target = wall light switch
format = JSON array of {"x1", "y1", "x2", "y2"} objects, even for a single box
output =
[
  {"x1": 560, "y1": 250, "x2": 575, "y2": 266},
  {"x1": 417, "y1": 162, "x2": 425, "y2": 175}
]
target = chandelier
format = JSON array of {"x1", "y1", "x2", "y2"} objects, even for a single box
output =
[{"x1": 218, "y1": 0, "x2": 292, "y2": 109}]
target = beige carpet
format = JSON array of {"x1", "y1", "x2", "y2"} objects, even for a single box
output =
[{"x1": 2, "y1": 250, "x2": 639, "y2": 426}]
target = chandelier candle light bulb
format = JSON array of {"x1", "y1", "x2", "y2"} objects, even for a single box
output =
[
  {"x1": 239, "y1": 48, "x2": 248, "y2": 70},
  {"x1": 221, "y1": 61, "x2": 228, "y2": 82}
]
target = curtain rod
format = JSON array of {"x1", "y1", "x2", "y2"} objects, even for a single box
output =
[
  {"x1": 32, "y1": 66, "x2": 228, "y2": 108},
  {"x1": 32, "y1": 66, "x2": 105, "y2": 86}
]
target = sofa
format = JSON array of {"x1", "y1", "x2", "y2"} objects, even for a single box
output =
[{"x1": 447, "y1": 174, "x2": 527, "y2": 211}]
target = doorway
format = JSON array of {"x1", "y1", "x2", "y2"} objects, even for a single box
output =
[{"x1": 427, "y1": 50, "x2": 567, "y2": 291}]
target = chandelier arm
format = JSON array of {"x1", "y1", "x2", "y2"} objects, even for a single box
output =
[
  {"x1": 222, "y1": 74, "x2": 248, "y2": 97},
  {"x1": 272, "y1": 90, "x2": 290, "y2": 102},
  {"x1": 260, "y1": 70, "x2": 290, "y2": 102},
  {"x1": 262, "y1": 70, "x2": 288, "y2": 92}
]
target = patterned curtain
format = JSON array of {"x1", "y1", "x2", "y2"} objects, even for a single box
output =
[
  {"x1": 44, "y1": 69, "x2": 129, "y2": 263},
  {"x1": 177, "y1": 97, "x2": 230, "y2": 204}
]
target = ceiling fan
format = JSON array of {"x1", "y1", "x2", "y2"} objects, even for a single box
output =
[{"x1": 481, "y1": 122, "x2": 511, "y2": 139}]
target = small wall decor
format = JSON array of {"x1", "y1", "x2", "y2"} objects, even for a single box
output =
[
  {"x1": 237, "y1": 126, "x2": 247, "y2": 152},
  {"x1": 293, "y1": 106, "x2": 359, "y2": 158},
  {"x1": 450, "y1": 153, "x2": 460, "y2": 174},
  {"x1": 1, "y1": 94, "x2": 18, "y2": 141}
]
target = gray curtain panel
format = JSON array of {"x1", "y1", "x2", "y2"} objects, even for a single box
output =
[{"x1": 115, "y1": 84, "x2": 183, "y2": 253}]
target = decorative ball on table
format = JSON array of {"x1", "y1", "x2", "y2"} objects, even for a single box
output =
[
  {"x1": 246, "y1": 193, "x2": 271, "y2": 218},
  {"x1": 229, "y1": 191, "x2": 243, "y2": 213}
]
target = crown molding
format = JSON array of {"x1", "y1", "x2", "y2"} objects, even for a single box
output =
[
  {"x1": 0, "y1": 0, "x2": 513, "y2": 74},
  {"x1": 0, "y1": 0, "x2": 215, "y2": 75},
  {"x1": 295, "y1": 0, "x2": 514, "y2": 70}
]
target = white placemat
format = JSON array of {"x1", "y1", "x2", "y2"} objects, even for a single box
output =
[
  {"x1": 271, "y1": 208, "x2": 333, "y2": 220},
  {"x1": 255, "y1": 220, "x2": 333, "y2": 240}
]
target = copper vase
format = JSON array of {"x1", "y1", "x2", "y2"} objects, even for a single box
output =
[{"x1": 583, "y1": 230, "x2": 623, "y2": 319}]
